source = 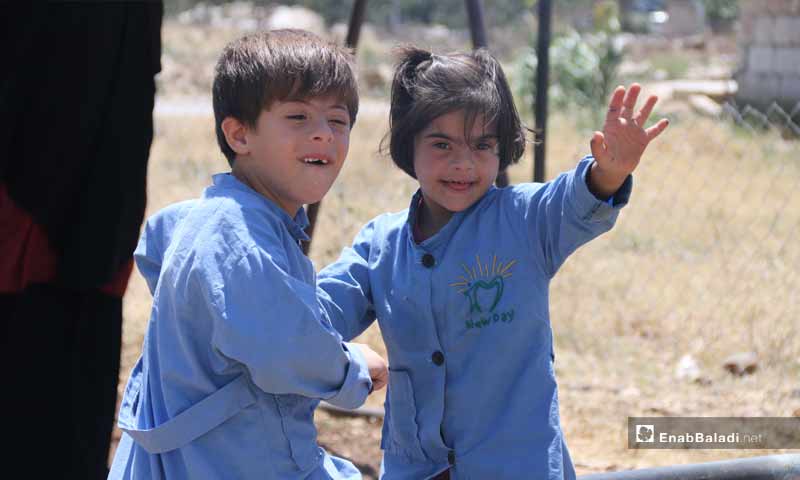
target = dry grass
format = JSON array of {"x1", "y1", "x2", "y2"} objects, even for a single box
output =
[{"x1": 116, "y1": 20, "x2": 800, "y2": 476}]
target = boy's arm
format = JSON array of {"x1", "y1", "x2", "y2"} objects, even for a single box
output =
[
  {"x1": 210, "y1": 248, "x2": 373, "y2": 410},
  {"x1": 133, "y1": 200, "x2": 196, "y2": 294},
  {"x1": 316, "y1": 219, "x2": 378, "y2": 342}
]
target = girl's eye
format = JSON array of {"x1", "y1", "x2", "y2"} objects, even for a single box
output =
[
  {"x1": 287, "y1": 114, "x2": 306, "y2": 121},
  {"x1": 433, "y1": 142, "x2": 451, "y2": 150}
]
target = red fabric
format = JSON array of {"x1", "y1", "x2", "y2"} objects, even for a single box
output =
[
  {"x1": 0, "y1": 184, "x2": 131, "y2": 297},
  {"x1": 0, "y1": 184, "x2": 58, "y2": 293},
  {"x1": 99, "y1": 258, "x2": 133, "y2": 297}
]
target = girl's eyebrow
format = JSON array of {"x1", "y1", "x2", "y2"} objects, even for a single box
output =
[
  {"x1": 423, "y1": 132, "x2": 455, "y2": 141},
  {"x1": 423, "y1": 132, "x2": 498, "y2": 143}
]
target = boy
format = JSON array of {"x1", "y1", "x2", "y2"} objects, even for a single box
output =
[{"x1": 109, "y1": 30, "x2": 388, "y2": 479}]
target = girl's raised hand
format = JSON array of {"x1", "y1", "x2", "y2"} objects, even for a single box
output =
[{"x1": 588, "y1": 83, "x2": 669, "y2": 199}]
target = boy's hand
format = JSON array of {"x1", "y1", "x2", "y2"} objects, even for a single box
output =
[
  {"x1": 353, "y1": 343, "x2": 388, "y2": 391},
  {"x1": 588, "y1": 83, "x2": 669, "y2": 200}
]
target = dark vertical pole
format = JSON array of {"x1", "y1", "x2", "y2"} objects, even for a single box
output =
[
  {"x1": 465, "y1": 0, "x2": 509, "y2": 187},
  {"x1": 304, "y1": 0, "x2": 368, "y2": 254},
  {"x1": 533, "y1": 0, "x2": 551, "y2": 183},
  {"x1": 465, "y1": 0, "x2": 487, "y2": 48},
  {"x1": 345, "y1": 0, "x2": 368, "y2": 48}
]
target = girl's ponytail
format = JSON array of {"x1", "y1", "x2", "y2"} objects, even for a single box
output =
[{"x1": 391, "y1": 46, "x2": 433, "y2": 109}]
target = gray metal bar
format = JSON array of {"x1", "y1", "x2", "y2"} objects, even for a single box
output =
[
  {"x1": 464, "y1": 0, "x2": 509, "y2": 188},
  {"x1": 464, "y1": 0, "x2": 488, "y2": 48},
  {"x1": 345, "y1": 0, "x2": 368, "y2": 49},
  {"x1": 578, "y1": 454, "x2": 800, "y2": 480},
  {"x1": 303, "y1": 0, "x2": 368, "y2": 254},
  {"x1": 533, "y1": 0, "x2": 551, "y2": 183}
]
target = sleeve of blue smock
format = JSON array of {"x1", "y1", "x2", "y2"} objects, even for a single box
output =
[
  {"x1": 316, "y1": 219, "x2": 378, "y2": 342},
  {"x1": 133, "y1": 200, "x2": 196, "y2": 295},
  {"x1": 133, "y1": 218, "x2": 163, "y2": 295},
  {"x1": 210, "y1": 247, "x2": 373, "y2": 410},
  {"x1": 515, "y1": 155, "x2": 632, "y2": 277}
]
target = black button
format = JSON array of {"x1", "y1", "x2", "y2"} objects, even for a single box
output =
[
  {"x1": 432, "y1": 350, "x2": 444, "y2": 366},
  {"x1": 447, "y1": 450, "x2": 455, "y2": 466},
  {"x1": 422, "y1": 253, "x2": 435, "y2": 268}
]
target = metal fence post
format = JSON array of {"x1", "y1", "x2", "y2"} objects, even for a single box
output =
[{"x1": 533, "y1": 0, "x2": 551, "y2": 183}]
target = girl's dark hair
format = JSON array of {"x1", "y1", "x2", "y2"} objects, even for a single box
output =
[
  {"x1": 385, "y1": 46, "x2": 526, "y2": 179},
  {"x1": 213, "y1": 29, "x2": 359, "y2": 166}
]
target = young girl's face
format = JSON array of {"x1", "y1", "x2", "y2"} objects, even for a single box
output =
[{"x1": 413, "y1": 110, "x2": 499, "y2": 221}]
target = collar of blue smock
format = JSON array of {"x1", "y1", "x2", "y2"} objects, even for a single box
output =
[
  {"x1": 406, "y1": 186, "x2": 496, "y2": 251},
  {"x1": 208, "y1": 173, "x2": 311, "y2": 242}
]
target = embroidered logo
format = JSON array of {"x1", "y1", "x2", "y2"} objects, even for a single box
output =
[{"x1": 449, "y1": 254, "x2": 516, "y2": 329}]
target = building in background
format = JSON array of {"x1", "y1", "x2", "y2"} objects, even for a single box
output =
[{"x1": 735, "y1": 0, "x2": 800, "y2": 110}]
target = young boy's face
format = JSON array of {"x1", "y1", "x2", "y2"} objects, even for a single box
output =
[
  {"x1": 232, "y1": 95, "x2": 351, "y2": 215},
  {"x1": 413, "y1": 110, "x2": 499, "y2": 220}
]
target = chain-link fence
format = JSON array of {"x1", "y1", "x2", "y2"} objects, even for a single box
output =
[{"x1": 544, "y1": 100, "x2": 799, "y2": 391}]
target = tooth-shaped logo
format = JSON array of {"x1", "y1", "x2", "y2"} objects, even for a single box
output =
[
  {"x1": 450, "y1": 254, "x2": 516, "y2": 315},
  {"x1": 464, "y1": 276, "x2": 504, "y2": 313}
]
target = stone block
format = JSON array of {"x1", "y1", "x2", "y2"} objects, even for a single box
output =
[
  {"x1": 774, "y1": 48, "x2": 800, "y2": 74},
  {"x1": 773, "y1": 17, "x2": 800, "y2": 45},
  {"x1": 737, "y1": 73, "x2": 781, "y2": 107},
  {"x1": 753, "y1": 16, "x2": 776, "y2": 46},
  {"x1": 748, "y1": 47, "x2": 775, "y2": 73},
  {"x1": 780, "y1": 74, "x2": 800, "y2": 103}
]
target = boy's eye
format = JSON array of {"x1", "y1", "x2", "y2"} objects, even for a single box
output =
[
  {"x1": 287, "y1": 114, "x2": 306, "y2": 121},
  {"x1": 330, "y1": 118, "x2": 349, "y2": 126},
  {"x1": 433, "y1": 142, "x2": 451, "y2": 150}
]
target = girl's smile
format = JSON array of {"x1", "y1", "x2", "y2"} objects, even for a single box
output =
[{"x1": 413, "y1": 110, "x2": 499, "y2": 235}]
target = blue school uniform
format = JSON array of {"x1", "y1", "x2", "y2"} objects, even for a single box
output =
[
  {"x1": 109, "y1": 173, "x2": 372, "y2": 480},
  {"x1": 317, "y1": 156, "x2": 631, "y2": 480}
]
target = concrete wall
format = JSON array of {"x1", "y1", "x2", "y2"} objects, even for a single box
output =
[{"x1": 736, "y1": 0, "x2": 800, "y2": 109}]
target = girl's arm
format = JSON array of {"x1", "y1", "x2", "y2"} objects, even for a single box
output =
[
  {"x1": 316, "y1": 219, "x2": 378, "y2": 341},
  {"x1": 517, "y1": 83, "x2": 667, "y2": 276},
  {"x1": 588, "y1": 83, "x2": 668, "y2": 198},
  {"x1": 514, "y1": 157, "x2": 631, "y2": 277}
]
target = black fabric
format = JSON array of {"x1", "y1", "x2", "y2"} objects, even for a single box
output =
[
  {"x1": 0, "y1": 2, "x2": 162, "y2": 290},
  {"x1": 1, "y1": 284, "x2": 123, "y2": 479},
  {"x1": 0, "y1": 4, "x2": 161, "y2": 478}
]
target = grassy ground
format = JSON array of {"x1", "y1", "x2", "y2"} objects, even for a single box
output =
[{"x1": 112, "y1": 20, "x2": 800, "y2": 478}]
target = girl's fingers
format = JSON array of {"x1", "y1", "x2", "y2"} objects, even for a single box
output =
[
  {"x1": 645, "y1": 118, "x2": 670, "y2": 141},
  {"x1": 635, "y1": 95, "x2": 658, "y2": 127},
  {"x1": 621, "y1": 83, "x2": 641, "y2": 120},
  {"x1": 605, "y1": 86, "x2": 626, "y2": 123},
  {"x1": 590, "y1": 131, "x2": 609, "y2": 163}
]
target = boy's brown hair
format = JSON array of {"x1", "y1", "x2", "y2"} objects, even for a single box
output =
[{"x1": 213, "y1": 29, "x2": 359, "y2": 166}]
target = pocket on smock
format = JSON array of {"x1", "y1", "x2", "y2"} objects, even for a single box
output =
[
  {"x1": 274, "y1": 394, "x2": 323, "y2": 471},
  {"x1": 381, "y1": 369, "x2": 427, "y2": 461}
]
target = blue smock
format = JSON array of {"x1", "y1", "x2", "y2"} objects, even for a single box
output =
[
  {"x1": 317, "y1": 157, "x2": 631, "y2": 479},
  {"x1": 109, "y1": 173, "x2": 372, "y2": 479}
]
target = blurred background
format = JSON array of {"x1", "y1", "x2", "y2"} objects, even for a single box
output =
[{"x1": 116, "y1": 1, "x2": 799, "y2": 477}]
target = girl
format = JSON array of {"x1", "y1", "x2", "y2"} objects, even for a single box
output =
[{"x1": 317, "y1": 47, "x2": 668, "y2": 479}]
